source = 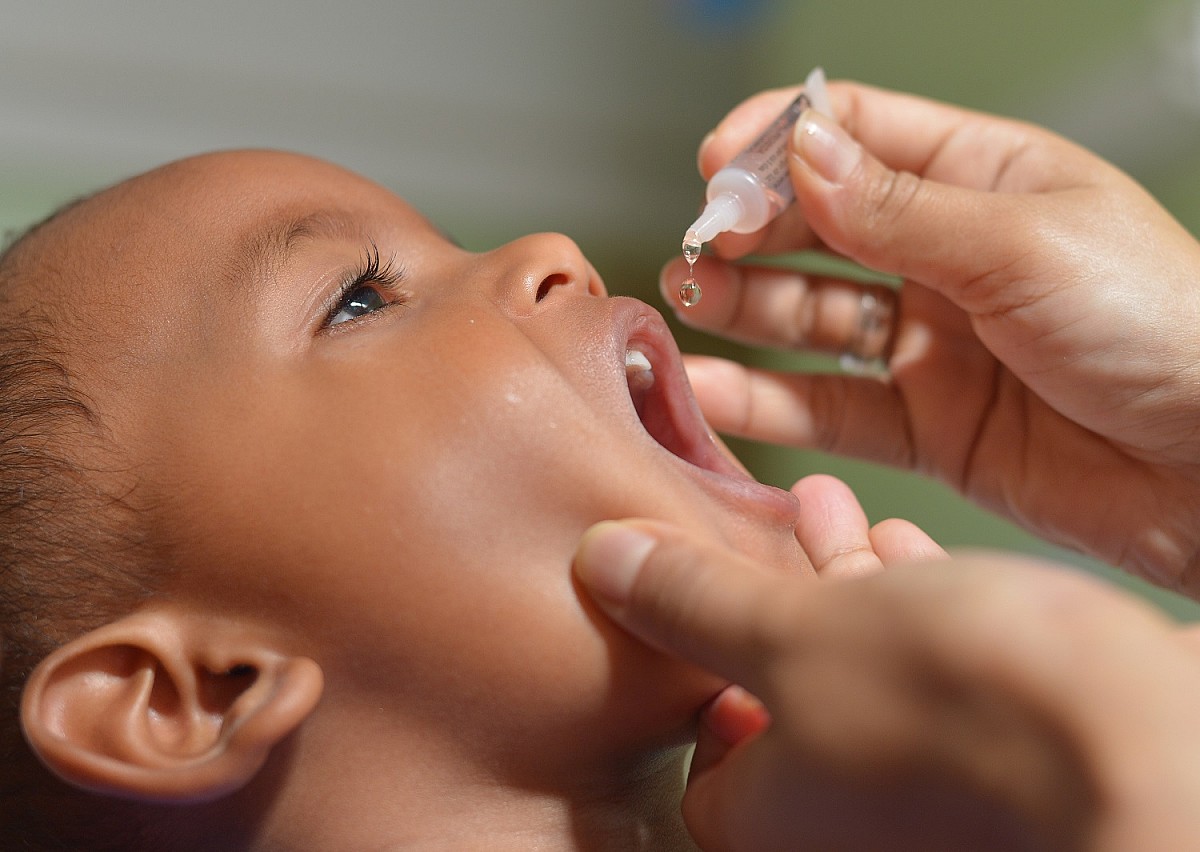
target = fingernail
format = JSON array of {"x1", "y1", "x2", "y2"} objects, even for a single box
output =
[
  {"x1": 793, "y1": 109, "x2": 860, "y2": 184},
  {"x1": 575, "y1": 522, "x2": 657, "y2": 604}
]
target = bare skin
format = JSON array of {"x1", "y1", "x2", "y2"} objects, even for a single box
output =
[
  {"x1": 14, "y1": 150, "x2": 938, "y2": 850},
  {"x1": 566, "y1": 78, "x2": 1200, "y2": 850},
  {"x1": 577, "y1": 526, "x2": 1200, "y2": 851},
  {"x1": 662, "y1": 81, "x2": 1200, "y2": 592}
]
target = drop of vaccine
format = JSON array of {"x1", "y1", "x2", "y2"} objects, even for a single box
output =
[
  {"x1": 679, "y1": 278, "x2": 702, "y2": 307},
  {"x1": 680, "y1": 236, "x2": 703, "y2": 307}
]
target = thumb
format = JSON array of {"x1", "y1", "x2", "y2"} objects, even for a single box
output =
[
  {"x1": 790, "y1": 109, "x2": 1031, "y2": 304},
  {"x1": 573, "y1": 521, "x2": 793, "y2": 693}
]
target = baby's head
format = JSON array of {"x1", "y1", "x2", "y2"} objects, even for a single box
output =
[{"x1": 0, "y1": 151, "x2": 811, "y2": 849}]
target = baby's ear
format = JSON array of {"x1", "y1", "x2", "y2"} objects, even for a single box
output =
[{"x1": 19, "y1": 608, "x2": 323, "y2": 803}]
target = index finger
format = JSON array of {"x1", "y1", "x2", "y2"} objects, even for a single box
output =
[
  {"x1": 700, "y1": 81, "x2": 1044, "y2": 190},
  {"x1": 834, "y1": 81, "x2": 1104, "y2": 193}
]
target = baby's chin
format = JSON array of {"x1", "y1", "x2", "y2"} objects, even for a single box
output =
[
  {"x1": 620, "y1": 465, "x2": 809, "y2": 577},
  {"x1": 672, "y1": 496, "x2": 815, "y2": 579},
  {"x1": 731, "y1": 520, "x2": 815, "y2": 578}
]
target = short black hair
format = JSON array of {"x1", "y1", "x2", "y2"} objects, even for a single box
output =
[{"x1": 0, "y1": 201, "x2": 168, "y2": 849}]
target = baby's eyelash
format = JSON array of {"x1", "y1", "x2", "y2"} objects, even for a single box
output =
[
  {"x1": 320, "y1": 242, "x2": 410, "y2": 330},
  {"x1": 352, "y1": 242, "x2": 403, "y2": 291}
]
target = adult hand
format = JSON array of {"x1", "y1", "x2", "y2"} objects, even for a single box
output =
[
  {"x1": 781, "y1": 473, "x2": 948, "y2": 580},
  {"x1": 574, "y1": 520, "x2": 1200, "y2": 852},
  {"x1": 664, "y1": 81, "x2": 1200, "y2": 592}
]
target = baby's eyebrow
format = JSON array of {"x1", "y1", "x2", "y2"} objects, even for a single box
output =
[
  {"x1": 279, "y1": 210, "x2": 364, "y2": 248},
  {"x1": 234, "y1": 209, "x2": 366, "y2": 289}
]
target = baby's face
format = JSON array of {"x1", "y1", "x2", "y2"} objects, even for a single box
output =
[{"x1": 41, "y1": 151, "x2": 811, "y2": 759}]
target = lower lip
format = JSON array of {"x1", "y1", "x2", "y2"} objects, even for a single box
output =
[{"x1": 672, "y1": 456, "x2": 802, "y2": 526}]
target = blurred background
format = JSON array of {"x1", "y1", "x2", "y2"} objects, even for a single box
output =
[{"x1": 4, "y1": 0, "x2": 1200, "y2": 615}]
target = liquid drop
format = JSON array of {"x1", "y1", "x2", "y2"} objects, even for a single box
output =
[
  {"x1": 679, "y1": 278, "x2": 702, "y2": 307},
  {"x1": 680, "y1": 236, "x2": 702, "y2": 307}
]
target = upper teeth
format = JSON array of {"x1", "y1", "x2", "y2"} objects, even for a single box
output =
[
  {"x1": 625, "y1": 349, "x2": 652, "y2": 373},
  {"x1": 625, "y1": 348, "x2": 654, "y2": 391}
]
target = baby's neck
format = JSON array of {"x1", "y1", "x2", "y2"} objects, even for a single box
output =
[
  {"x1": 545, "y1": 746, "x2": 700, "y2": 852},
  {"x1": 244, "y1": 739, "x2": 700, "y2": 851},
  {"x1": 416, "y1": 746, "x2": 701, "y2": 851}
]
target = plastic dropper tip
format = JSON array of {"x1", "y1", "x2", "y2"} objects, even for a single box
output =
[{"x1": 686, "y1": 194, "x2": 742, "y2": 245}]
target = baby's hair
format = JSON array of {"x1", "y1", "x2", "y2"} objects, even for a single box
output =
[{"x1": 0, "y1": 201, "x2": 173, "y2": 849}]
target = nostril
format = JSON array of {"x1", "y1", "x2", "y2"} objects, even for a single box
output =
[{"x1": 535, "y1": 273, "x2": 569, "y2": 303}]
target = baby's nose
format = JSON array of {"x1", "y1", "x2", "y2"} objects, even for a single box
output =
[{"x1": 487, "y1": 233, "x2": 606, "y2": 315}]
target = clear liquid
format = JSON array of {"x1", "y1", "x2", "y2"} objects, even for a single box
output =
[
  {"x1": 679, "y1": 278, "x2": 702, "y2": 307},
  {"x1": 680, "y1": 237, "x2": 702, "y2": 307}
]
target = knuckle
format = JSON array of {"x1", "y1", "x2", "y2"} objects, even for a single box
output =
[
  {"x1": 862, "y1": 167, "x2": 924, "y2": 236},
  {"x1": 820, "y1": 546, "x2": 884, "y2": 579},
  {"x1": 806, "y1": 376, "x2": 850, "y2": 454}
]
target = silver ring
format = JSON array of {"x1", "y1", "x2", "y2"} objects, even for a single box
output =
[{"x1": 839, "y1": 287, "x2": 897, "y2": 374}]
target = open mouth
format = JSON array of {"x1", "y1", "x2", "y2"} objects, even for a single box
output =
[
  {"x1": 625, "y1": 346, "x2": 699, "y2": 465},
  {"x1": 621, "y1": 320, "x2": 745, "y2": 480},
  {"x1": 610, "y1": 302, "x2": 800, "y2": 521}
]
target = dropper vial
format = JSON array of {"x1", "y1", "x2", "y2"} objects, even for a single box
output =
[{"x1": 679, "y1": 67, "x2": 832, "y2": 307}]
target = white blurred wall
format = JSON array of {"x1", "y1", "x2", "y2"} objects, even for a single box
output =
[{"x1": 0, "y1": 0, "x2": 758, "y2": 247}]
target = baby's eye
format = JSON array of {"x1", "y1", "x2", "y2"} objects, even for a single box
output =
[
  {"x1": 328, "y1": 284, "x2": 389, "y2": 327},
  {"x1": 321, "y1": 245, "x2": 408, "y2": 331}
]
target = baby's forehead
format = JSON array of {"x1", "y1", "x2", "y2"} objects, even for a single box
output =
[
  {"x1": 78, "y1": 149, "x2": 406, "y2": 232},
  {"x1": 1, "y1": 151, "x2": 438, "y2": 379},
  {"x1": 15, "y1": 152, "x2": 324, "y2": 250},
  {"x1": 19, "y1": 151, "x2": 422, "y2": 297}
]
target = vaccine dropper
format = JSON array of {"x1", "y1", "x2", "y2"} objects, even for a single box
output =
[{"x1": 679, "y1": 67, "x2": 832, "y2": 307}]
